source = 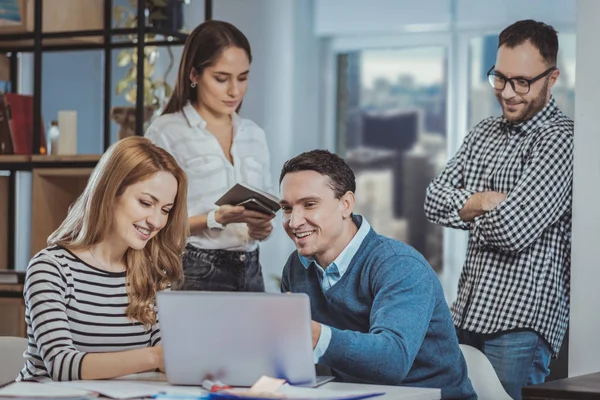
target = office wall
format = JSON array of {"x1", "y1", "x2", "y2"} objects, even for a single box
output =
[{"x1": 569, "y1": 0, "x2": 600, "y2": 377}]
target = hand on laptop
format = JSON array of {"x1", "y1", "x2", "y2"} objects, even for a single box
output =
[{"x1": 311, "y1": 320, "x2": 322, "y2": 349}]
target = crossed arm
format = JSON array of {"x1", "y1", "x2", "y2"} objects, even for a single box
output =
[{"x1": 425, "y1": 128, "x2": 573, "y2": 253}]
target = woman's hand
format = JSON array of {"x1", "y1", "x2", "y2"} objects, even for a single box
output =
[
  {"x1": 215, "y1": 205, "x2": 247, "y2": 225},
  {"x1": 243, "y1": 210, "x2": 275, "y2": 241}
]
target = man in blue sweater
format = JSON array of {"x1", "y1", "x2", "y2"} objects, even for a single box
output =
[{"x1": 279, "y1": 150, "x2": 476, "y2": 400}]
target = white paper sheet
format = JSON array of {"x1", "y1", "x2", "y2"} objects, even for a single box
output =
[{"x1": 0, "y1": 382, "x2": 94, "y2": 399}]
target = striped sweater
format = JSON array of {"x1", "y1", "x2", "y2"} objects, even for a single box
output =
[{"x1": 17, "y1": 245, "x2": 161, "y2": 382}]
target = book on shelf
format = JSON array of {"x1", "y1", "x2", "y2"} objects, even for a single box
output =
[
  {"x1": 0, "y1": 96, "x2": 13, "y2": 154},
  {"x1": 2, "y1": 93, "x2": 47, "y2": 155},
  {"x1": 216, "y1": 183, "x2": 281, "y2": 216}
]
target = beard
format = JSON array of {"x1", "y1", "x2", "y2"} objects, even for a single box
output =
[{"x1": 496, "y1": 78, "x2": 549, "y2": 125}]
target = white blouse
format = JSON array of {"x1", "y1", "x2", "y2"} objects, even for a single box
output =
[{"x1": 145, "y1": 102, "x2": 273, "y2": 251}]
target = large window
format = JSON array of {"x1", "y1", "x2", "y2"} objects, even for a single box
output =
[{"x1": 336, "y1": 47, "x2": 448, "y2": 273}]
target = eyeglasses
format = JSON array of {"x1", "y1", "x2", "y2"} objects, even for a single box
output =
[{"x1": 487, "y1": 65, "x2": 557, "y2": 94}]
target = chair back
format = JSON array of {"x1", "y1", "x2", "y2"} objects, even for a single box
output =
[
  {"x1": 460, "y1": 344, "x2": 512, "y2": 400},
  {"x1": 0, "y1": 336, "x2": 27, "y2": 385}
]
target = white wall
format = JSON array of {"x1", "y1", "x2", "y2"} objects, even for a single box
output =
[{"x1": 569, "y1": 0, "x2": 600, "y2": 377}]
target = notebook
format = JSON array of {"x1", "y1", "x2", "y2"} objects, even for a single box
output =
[{"x1": 215, "y1": 183, "x2": 280, "y2": 215}]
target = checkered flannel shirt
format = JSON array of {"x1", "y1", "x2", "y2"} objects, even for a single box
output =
[{"x1": 424, "y1": 96, "x2": 573, "y2": 356}]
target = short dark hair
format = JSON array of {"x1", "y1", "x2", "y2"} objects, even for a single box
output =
[
  {"x1": 498, "y1": 20, "x2": 558, "y2": 66},
  {"x1": 279, "y1": 150, "x2": 356, "y2": 199}
]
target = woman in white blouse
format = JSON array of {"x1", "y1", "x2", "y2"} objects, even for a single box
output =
[{"x1": 146, "y1": 20, "x2": 274, "y2": 292}]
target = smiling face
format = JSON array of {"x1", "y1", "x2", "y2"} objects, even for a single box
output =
[
  {"x1": 494, "y1": 40, "x2": 559, "y2": 124},
  {"x1": 190, "y1": 46, "x2": 250, "y2": 117},
  {"x1": 280, "y1": 170, "x2": 356, "y2": 267},
  {"x1": 111, "y1": 171, "x2": 178, "y2": 251}
]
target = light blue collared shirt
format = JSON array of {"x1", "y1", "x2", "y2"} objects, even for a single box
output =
[{"x1": 298, "y1": 216, "x2": 371, "y2": 363}]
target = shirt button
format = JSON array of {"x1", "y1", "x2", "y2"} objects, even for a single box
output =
[{"x1": 240, "y1": 254, "x2": 246, "y2": 262}]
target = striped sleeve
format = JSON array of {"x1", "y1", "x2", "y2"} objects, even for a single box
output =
[
  {"x1": 24, "y1": 255, "x2": 87, "y2": 381},
  {"x1": 150, "y1": 320, "x2": 161, "y2": 346}
]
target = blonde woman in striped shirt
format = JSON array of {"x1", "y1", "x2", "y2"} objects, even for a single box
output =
[
  {"x1": 146, "y1": 21, "x2": 274, "y2": 292},
  {"x1": 18, "y1": 136, "x2": 188, "y2": 381}
]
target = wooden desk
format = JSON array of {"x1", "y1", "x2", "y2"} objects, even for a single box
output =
[{"x1": 522, "y1": 372, "x2": 600, "y2": 399}]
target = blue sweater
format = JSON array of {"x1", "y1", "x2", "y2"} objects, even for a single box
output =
[{"x1": 281, "y1": 222, "x2": 476, "y2": 400}]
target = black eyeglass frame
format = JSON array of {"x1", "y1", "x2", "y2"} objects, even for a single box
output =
[{"x1": 486, "y1": 65, "x2": 557, "y2": 94}]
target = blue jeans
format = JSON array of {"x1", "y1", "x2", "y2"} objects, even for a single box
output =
[
  {"x1": 176, "y1": 244, "x2": 265, "y2": 292},
  {"x1": 456, "y1": 328, "x2": 552, "y2": 400}
]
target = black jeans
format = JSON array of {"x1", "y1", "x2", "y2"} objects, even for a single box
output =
[{"x1": 176, "y1": 244, "x2": 265, "y2": 292}]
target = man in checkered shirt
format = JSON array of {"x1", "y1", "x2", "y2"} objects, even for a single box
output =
[{"x1": 424, "y1": 20, "x2": 573, "y2": 400}]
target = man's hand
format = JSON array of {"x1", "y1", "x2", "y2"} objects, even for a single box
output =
[
  {"x1": 459, "y1": 191, "x2": 507, "y2": 222},
  {"x1": 311, "y1": 320, "x2": 321, "y2": 349}
]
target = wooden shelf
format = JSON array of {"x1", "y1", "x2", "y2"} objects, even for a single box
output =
[
  {"x1": 0, "y1": 154, "x2": 101, "y2": 170},
  {"x1": 30, "y1": 167, "x2": 94, "y2": 257}
]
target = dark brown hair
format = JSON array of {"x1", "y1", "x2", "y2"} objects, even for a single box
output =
[
  {"x1": 162, "y1": 20, "x2": 252, "y2": 115},
  {"x1": 279, "y1": 150, "x2": 356, "y2": 199},
  {"x1": 498, "y1": 20, "x2": 559, "y2": 66}
]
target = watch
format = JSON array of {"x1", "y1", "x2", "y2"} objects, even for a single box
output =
[{"x1": 207, "y1": 209, "x2": 225, "y2": 230}]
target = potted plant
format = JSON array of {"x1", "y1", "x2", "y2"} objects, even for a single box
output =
[{"x1": 111, "y1": 0, "x2": 184, "y2": 139}]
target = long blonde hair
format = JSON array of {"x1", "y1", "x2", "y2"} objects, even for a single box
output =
[{"x1": 48, "y1": 136, "x2": 189, "y2": 327}]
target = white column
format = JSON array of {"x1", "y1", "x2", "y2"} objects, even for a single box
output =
[{"x1": 569, "y1": 0, "x2": 600, "y2": 377}]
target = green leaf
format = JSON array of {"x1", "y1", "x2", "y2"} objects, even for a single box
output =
[
  {"x1": 125, "y1": 87, "x2": 137, "y2": 104},
  {"x1": 117, "y1": 51, "x2": 131, "y2": 67},
  {"x1": 125, "y1": 14, "x2": 137, "y2": 28},
  {"x1": 113, "y1": 6, "x2": 124, "y2": 25},
  {"x1": 126, "y1": 67, "x2": 137, "y2": 80},
  {"x1": 116, "y1": 80, "x2": 129, "y2": 95}
]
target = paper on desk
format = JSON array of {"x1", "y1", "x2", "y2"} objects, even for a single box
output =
[
  {"x1": 50, "y1": 379, "x2": 209, "y2": 399},
  {"x1": 0, "y1": 381, "x2": 95, "y2": 399},
  {"x1": 48, "y1": 380, "x2": 158, "y2": 399},
  {"x1": 210, "y1": 377, "x2": 384, "y2": 400}
]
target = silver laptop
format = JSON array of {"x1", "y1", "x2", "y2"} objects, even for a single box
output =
[{"x1": 156, "y1": 291, "x2": 334, "y2": 387}]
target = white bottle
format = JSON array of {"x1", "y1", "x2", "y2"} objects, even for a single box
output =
[{"x1": 47, "y1": 120, "x2": 59, "y2": 155}]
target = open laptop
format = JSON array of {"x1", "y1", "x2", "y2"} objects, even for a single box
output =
[{"x1": 156, "y1": 291, "x2": 335, "y2": 388}]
